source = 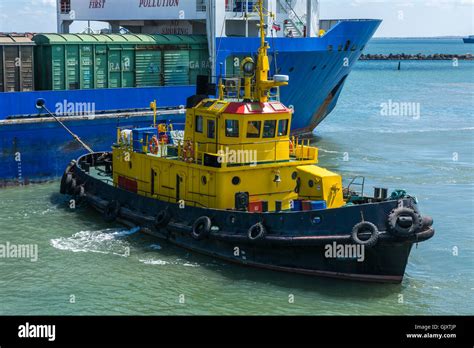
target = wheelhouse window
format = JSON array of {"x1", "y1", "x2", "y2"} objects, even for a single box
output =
[
  {"x1": 246, "y1": 121, "x2": 261, "y2": 138},
  {"x1": 196, "y1": 115, "x2": 203, "y2": 133},
  {"x1": 278, "y1": 119, "x2": 289, "y2": 136},
  {"x1": 263, "y1": 120, "x2": 277, "y2": 138},
  {"x1": 225, "y1": 119, "x2": 239, "y2": 138},
  {"x1": 207, "y1": 119, "x2": 215, "y2": 139}
]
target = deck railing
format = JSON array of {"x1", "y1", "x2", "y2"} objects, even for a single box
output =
[
  {"x1": 226, "y1": 0, "x2": 257, "y2": 13},
  {"x1": 196, "y1": 0, "x2": 207, "y2": 12},
  {"x1": 181, "y1": 137, "x2": 317, "y2": 167},
  {"x1": 220, "y1": 76, "x2": 281, "y2": 102},
  {"x1": 115, "y1": 127, "x2": 318, "y2": 167}
]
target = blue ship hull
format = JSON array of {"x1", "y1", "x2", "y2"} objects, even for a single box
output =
[{"x1": 0, "y1": 20, "x2": 380, "y2": 185}]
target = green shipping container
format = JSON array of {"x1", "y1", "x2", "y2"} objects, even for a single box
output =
[
  {"x1": 95, "y1": 45, "x2": 108, "y2": 88},
  {"x1": 33, "y1": 34, "x2": 209, "y2": 91},
  {"x1": 164, "y1": 50, "x2": 190, "y2": 86},
  {"x1": 136, "y1": 49, "x2": 162, "y2": 87},
  {"x1": 80, "y1": 45, "x2": 93, "y2": 89},
  {"x1": 0, "y1": 35, "x2": 35, "y2": 92}
]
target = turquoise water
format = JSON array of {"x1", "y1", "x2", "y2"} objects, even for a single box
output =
[
  {"x1": 0, "y1": 41, "x2": 473, "y2": 315},
  {"x1": 365, "y1": 38, "x2": 474, "y2": 55}
]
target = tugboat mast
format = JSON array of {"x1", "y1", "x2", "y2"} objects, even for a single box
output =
[{"x1": 254, "y1": 0, "x2": 288, "y2": 103}]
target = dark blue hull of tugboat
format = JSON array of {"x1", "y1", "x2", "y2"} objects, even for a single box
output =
[{"x1": 64, "y1": 153, "x2": 434, "y2": 283}]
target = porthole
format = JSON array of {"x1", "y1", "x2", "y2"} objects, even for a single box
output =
[
  {"x1": 232, "y1": 176, "x2": 241, "y2": 185},
  {"x1": 309, "y1": 180, "x2": 314, "y2": 188},
  {"x1": 201, "y1": 176, "x2": 207, "y2": 185},
  {"x1": 312, "y1": 66, "x2": 317, "y2": 71},
  {"x1": 289, "y1": 67, "x2": 294, "y2": 73},
  {"x1": 292, "y1": 172, "x2": 298, "y2": 180}
]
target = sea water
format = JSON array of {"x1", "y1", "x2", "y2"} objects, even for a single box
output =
[{"x1": 0, "y1": 39, "x2": 473, "y2": 315}]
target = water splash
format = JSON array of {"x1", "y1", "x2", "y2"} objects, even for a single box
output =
[{"x1": 50, "y1": 227, "x2": 138, "y2": 257}]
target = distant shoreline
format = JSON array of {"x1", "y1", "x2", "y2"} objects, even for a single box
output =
[
  {"x1": 371, "y1": 36, "x2": 469, "y2": 40},
  {"x1": 360, "y1": 53, "x2": 473, "y2": 60}
]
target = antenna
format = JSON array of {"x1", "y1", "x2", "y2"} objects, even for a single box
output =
[{"x1": 254, "y1": 0, "x2": 289, "y2": 103}]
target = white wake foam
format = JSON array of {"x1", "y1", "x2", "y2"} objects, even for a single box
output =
[{"x1": 50, "y1": 227, "x2": 138, "y2": 257}]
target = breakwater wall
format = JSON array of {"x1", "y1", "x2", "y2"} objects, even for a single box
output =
[{"x1": 359, "y1": 53, "x2": 473, "y2": 60}]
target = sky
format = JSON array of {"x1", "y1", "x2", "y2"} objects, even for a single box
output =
[{"x1": 0, "y1": 0, "x2": 472, "y2": 37}]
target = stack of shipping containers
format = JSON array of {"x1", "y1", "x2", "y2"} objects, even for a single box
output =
[
  {"x1": 33, "y1": 34, "x2": 209, "y2": 91},
  {"x1": 0, "y1": 34, "x2": 35, "y2": 92}
]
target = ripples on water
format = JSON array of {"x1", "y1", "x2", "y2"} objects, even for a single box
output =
[{"x1": 0, "y1": 47, "x2": 473, "y2": 315}]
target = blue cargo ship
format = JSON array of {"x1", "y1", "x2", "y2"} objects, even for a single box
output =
[
  {"x1": 464, "y1": 35, "x2": 474, "y2": 43},
  {"x1": 0, "y1": 0, "x2": 380, "y2": 185}
]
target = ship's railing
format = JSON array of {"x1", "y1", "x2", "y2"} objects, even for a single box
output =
[
  {"x1": 319, "y1": 19, "x2": 374, "y2": 33},
  {"x1": 196, "y1": 0, "x2": 207, "y2": 12},
  {"x1": 345, "y1": 176, "x2": 366, "y2": 197},
  {"x1": 277, "y1": 0, "x2": 306, "y2": 37},
  {"x1": 226, "y1": 0, "x2": 258, "y2": 13},
  {"x1": 220, "y1": 76, "x2": 281, "y2": 102},
  {"x1": 290, "y1": 137, "x2": 317, "y2": 161},
  {"x1": 113, "y1": 128, "x2": 318, "y2": 166},
  {"x1": 319, "y1": 19, "x2": 341, "y2": 33},
  {"x1": 283, "y1": 18, "x2": 304, "y2": 38},
  {"x1": 175, "y1": 137, "x2": 317, "y2": 167}
]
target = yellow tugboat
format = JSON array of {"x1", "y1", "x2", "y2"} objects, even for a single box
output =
[{"x1": 58, "y1": 1, "x2": 434, "y2": 283}]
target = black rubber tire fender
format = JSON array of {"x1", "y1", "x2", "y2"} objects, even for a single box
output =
[
  {"x1": 61, "y1": 161, "x2": 77, "y2": 194},
  {"x1": 248, "y1": 222, "x2": 267, "y2": 241},
  {"x1": 192, "y1": 216, "x2": 212, "y2": 240},
  {"x1": 351, "y1": 221, "x2": 379, "y2": 248},
  {"x1": 64, "y1": 160, "x2": 76, "y2": 175},
  {"x1": 68, "y1": 177, "x2": 77, "y2": 195},
  {"x1": 103, "y1": 200, "x2": 121, "y2": 223},
  {"x1": 422, "y1": 215, "x2": 433, "y2": 228},
  {"x1": 60, "y1": 173, "x2": 68, "y2": 194},
  {"x1": 154, "y1": 209, "x2": 171, "y2": 229},
  {"x1": 388, "y1": 207, "x2": 422, "y2": 237},
  {"x1": 74, "y1": 184, "x2": 85, "y2": 198},
  {"x1": 63, "y1": 172, "x2": 73, "y2": 194}
]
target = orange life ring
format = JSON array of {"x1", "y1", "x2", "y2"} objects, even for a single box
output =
[
  {"x1": 183, "y1": 140, "x2": 194, "y2": 163},
  {"x1": 149, "y1": 136, "x2": 159, "y2": 155},
  {"x1": 289, "y1": 139, "x2": 294, "y2": 153}
]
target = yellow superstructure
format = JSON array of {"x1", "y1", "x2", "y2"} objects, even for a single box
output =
[{"x1": 110, "y1": 0, "x2": 344, "y2": 213}]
